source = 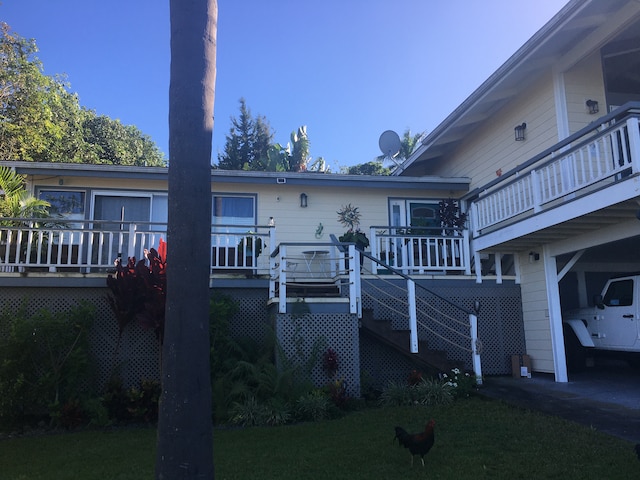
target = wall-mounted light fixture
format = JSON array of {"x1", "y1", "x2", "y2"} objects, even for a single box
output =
[
  {"x1": 586, "y1": 99, "x2": 599, "y2": 115},
  {"x1": 300, "y1": 193, "x2": 308, "y2": 208},
  {"x1": 514, "y1": 123, "x2": 527, "y2": 141},
  {"x1": 528, "y1": 251, "x2": 540, "y2": 263}
]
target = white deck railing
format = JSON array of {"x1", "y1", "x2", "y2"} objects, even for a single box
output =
[
  {"x1": 471, "y1": 105, "x2": 640, "y2": 234},
  {"x1": 0, "y1": 219, "x2": 274, "y2": 273},
  {"x1": 368, "y1": 226, "x2": 470, "y2": 275}
]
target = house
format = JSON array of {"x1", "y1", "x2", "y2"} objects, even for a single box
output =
[
  {"x1": 398, "y1": 0, "x2": 640, "y2": 382},
  {"x1": 5, "y1": 161, "x2": 513, "y2": 396},
  {"x1": 6, "y1": 0, "x2": 634, "y2": 393}
]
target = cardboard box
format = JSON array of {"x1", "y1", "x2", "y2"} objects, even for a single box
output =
[{"x1": 511, "y1": 354, "x2": 532, "y2": 378}]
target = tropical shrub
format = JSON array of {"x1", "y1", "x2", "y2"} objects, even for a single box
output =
[{"x1": 0, "y1": 302, "x2": 96, "y2": 429}]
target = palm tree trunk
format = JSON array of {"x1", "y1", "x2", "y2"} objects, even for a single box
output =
[{"x1": 156, "y1": 1, "x2": 217, "y2": 478}]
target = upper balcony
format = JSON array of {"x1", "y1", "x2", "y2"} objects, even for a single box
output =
[{"x1": 468, "y1": 103, "x2": 640, "y2": 253}]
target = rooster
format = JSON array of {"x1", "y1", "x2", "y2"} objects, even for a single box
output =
[{"x1": 393, "y1": 419, "x2": 435, "y2": 466}]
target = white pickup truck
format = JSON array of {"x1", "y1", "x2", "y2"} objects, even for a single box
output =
[{"x1": 563, "y1": 274, "x2": 640, "y2": 370}]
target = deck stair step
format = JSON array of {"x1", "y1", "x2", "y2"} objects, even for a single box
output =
[
  {"x1": 283, "y1": 280, "x2": 341, "y2": 298},
  {"x1": 360, "y1": 308, "x2": 462, "y2": 374}
]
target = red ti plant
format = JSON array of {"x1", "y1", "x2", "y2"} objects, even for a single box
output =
[
  {"x1": 106, "y1": 239, "x2": 167, "y2": 345},
  {"x1": 323, "y1": 347, "x2": 339, "y2": 378}
]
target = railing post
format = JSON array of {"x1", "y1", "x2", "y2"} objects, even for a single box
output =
[
  {"x1": 462, "y1": 228, "x2": 471, "y2": 275},
  {"x1": 128, "y1": 223, "x2": 136, "y2": 260},
  {"x1": 369, "y1": 226, "x2": 378, "y2": 274},
  {"x1": 279, "y1": 245, "x2": 287, "y2": 314},
  {"x1": 531, "y1": 169, "x2": 542, "y2": 213},
  {"x1": 349, "y1": 245, "x2": 359, "y2": 315},
  {"x1": 269, "y1": 251, "x2": 276, "y2": 299},
  {"x1": 407, "y1": 278, "x2": 418, "y2": 353},
  {"x1": 469, "y1": 313, "x2": 483, "y2": 385},
  {"x1": 627, "y1": 117, "x2": 640, "y2": 175}
]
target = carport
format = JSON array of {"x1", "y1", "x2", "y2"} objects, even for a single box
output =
[{"x1": 474, "y1": 196, "x2": 640, "y2": 382}]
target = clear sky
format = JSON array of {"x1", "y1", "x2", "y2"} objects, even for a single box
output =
[{"x1": 2, "y1": 0, "x2": 569, "y2": 170}]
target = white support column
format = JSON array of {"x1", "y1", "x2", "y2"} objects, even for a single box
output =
[
  {"x1": 543, "y1": 245, "x2": 568, "y2": 382},
  {"x1": 495, "y1": 252, "x2": 503, "y2": 284},
  {"x1": 407, "y1": 279, "x2": 418, "y2": 353},
  {"x1": 469, "y1": 313, "x2": 483, "y2": 386}
]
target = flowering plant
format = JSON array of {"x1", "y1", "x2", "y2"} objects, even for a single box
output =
[
  {"x1": 440, "y1": 367, "x2": 476, "y2": 399},
  {"x1": 337, "y1": 204, "x2": 369, "y2": 249},
  {"x1": 323, "y1": 347, "x2": 339, "y2": 377}
]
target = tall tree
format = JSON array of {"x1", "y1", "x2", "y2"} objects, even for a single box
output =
[
  {"x1": 216, "y1": 98, "x2": 273, "y2": 170},
  {"x1": 156, "y1": 0, "x2": 217, "y2": 478},
  {"x1": 0, "y1": 22, "x2": 166, "y2": 166}
]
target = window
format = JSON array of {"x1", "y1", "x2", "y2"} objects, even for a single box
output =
[
  {"x1": 211, "y1": 195, "x2": 256, "y2": 244},
  {"x1": 389, "y1": 199, "x2": 439, "y2": 230},
  {"x1": 603, "y1": 279, "x2": 634, "y2": 307},
  {"x1": 212, "y1": 195, "x2": 255, "y2": 226},
  {"x1": 38, "y1": 190, "x2": 85, "y2": 219}
]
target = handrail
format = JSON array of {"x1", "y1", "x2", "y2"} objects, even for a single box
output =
[
  {"x1": 337, "y1": 235, "x2": 481, "y2": 382},
  {"x1": 469, "y1": 106, "x2": 640, "y2": 233},
  {"x1": 464, "y1": 101, "x2": 640, "y2": 202}
]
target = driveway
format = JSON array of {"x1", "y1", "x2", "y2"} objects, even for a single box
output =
[{"x1": 479, "y1": 359, "x2": 640, "y2": 443}]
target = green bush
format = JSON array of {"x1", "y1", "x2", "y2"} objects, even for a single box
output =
[
  {"x1": 0, "y1": 302, "x2": 95, "y2": 429},
  {"x1": 378, "y1": 376, "x2": 455, "y2": 407}
]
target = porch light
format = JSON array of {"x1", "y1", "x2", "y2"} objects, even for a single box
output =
[
  {"x1": 586, "y1": 99, "x2": 599, "y2": 115},
  {"x1": 300, "y1": 193, "x2": 308, "y2": 208},
  {"x1": 528, "y1": 251, "x2": 540, "y2": 263},
  {"x1": 514, "y1": 123, "x2": 527, "y2": 141}
]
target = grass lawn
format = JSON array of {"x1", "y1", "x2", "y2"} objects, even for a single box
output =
[{"x1": 1, "y1": 396, "x2": 637, "y2": 479}]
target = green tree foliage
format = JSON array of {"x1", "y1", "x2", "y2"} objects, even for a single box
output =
[
  {"x1": 0, "y1": 164, "x2": 50, "y2": 221},
  {"x1": 343, "y1": 160, "x2": 391, "y2": 175},
  {"x1": 0, "y1": 22, "x2": 165, "y2": 166},
  {"x1": 218, "y1": 99, "x2": 325, "y2": 172},
  {"x1": 217, "y1": 98, "x2": 273, "y2": 170},
  {"x1": 398, "y1": 128, "x2": 422, "y2": 161},
  {"x1": 82, "y1": 115, "x2": 164, "y2": 166}
]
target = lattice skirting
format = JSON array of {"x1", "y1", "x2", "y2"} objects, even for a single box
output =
[
  {"x1": 271, "y1": 304, "x2": 361, "y2": 398},
  {"x1": 0, "y1": 281, "x2": 522, "y2": 395}
]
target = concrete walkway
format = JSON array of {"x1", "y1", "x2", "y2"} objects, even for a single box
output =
[{"x1": 478, "y1": 361, "x2": 640, "y2": 444}]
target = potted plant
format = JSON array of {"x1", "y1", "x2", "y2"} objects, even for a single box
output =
[
  {"x1": 437, "y1": 198, "x2": 467, "y2": 235},
  {"x1": 337, "y1": 204, "x2": 369, "y2": 250},
  {"x1": 437, "y1": 198, "x2": 467, "y2": 267},
  {"x1": 237, "y1": 233, "x2": 263, "y2": 267}
]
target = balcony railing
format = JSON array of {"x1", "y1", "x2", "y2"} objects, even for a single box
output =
[
  {"x1": 368, "y1": 225, "x2": 470, "y2": 275},
  {"x1": 470, "y1": 103, "x2": 640, "y2": 235},
  {"x1": 0, "y1": 219, "x2": 274, "y2": 274}
]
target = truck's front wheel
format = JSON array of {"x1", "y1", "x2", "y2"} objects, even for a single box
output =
[{"x1": 563, "y1": 325, "x2": 586, "y2": 373}]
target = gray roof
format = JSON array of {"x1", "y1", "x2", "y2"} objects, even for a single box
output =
[{"x1": 2, "y1": 161, "x2": 470, "y2": 192}]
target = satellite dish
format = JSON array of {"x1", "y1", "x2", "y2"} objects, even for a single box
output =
[
  {"x1": 378, "y1": 130, "x2": 401, "y2": 158},
  {"x1": 378, "y1": 130, "x2": 403, "y2": 171}
]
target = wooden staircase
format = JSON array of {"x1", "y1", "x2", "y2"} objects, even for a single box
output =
[{"x1": 360, "y1": 308, "x2": 463, "y2": 374}]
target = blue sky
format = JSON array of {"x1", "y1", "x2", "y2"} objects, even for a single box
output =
[{"x1": 2, "y1": 0, "x2": 568, "y2": 169}]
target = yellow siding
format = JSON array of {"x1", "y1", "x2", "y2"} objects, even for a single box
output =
[
  {"x1": 564, "y1": 51, "x2": 606, "y2": 134},
  {"x1": 430, "y1": 75, "x2": 560, "y2": 191},
  {"x1": 519, "y1": 252, "x2": 554, "y2": 373},
  {"x1": 28, "y1": 172, "x2": 463, "y2": 245}
]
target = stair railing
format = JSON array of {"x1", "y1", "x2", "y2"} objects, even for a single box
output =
[{"x1": 337, "y1": 235, "x2": 482, "y2": 384}]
